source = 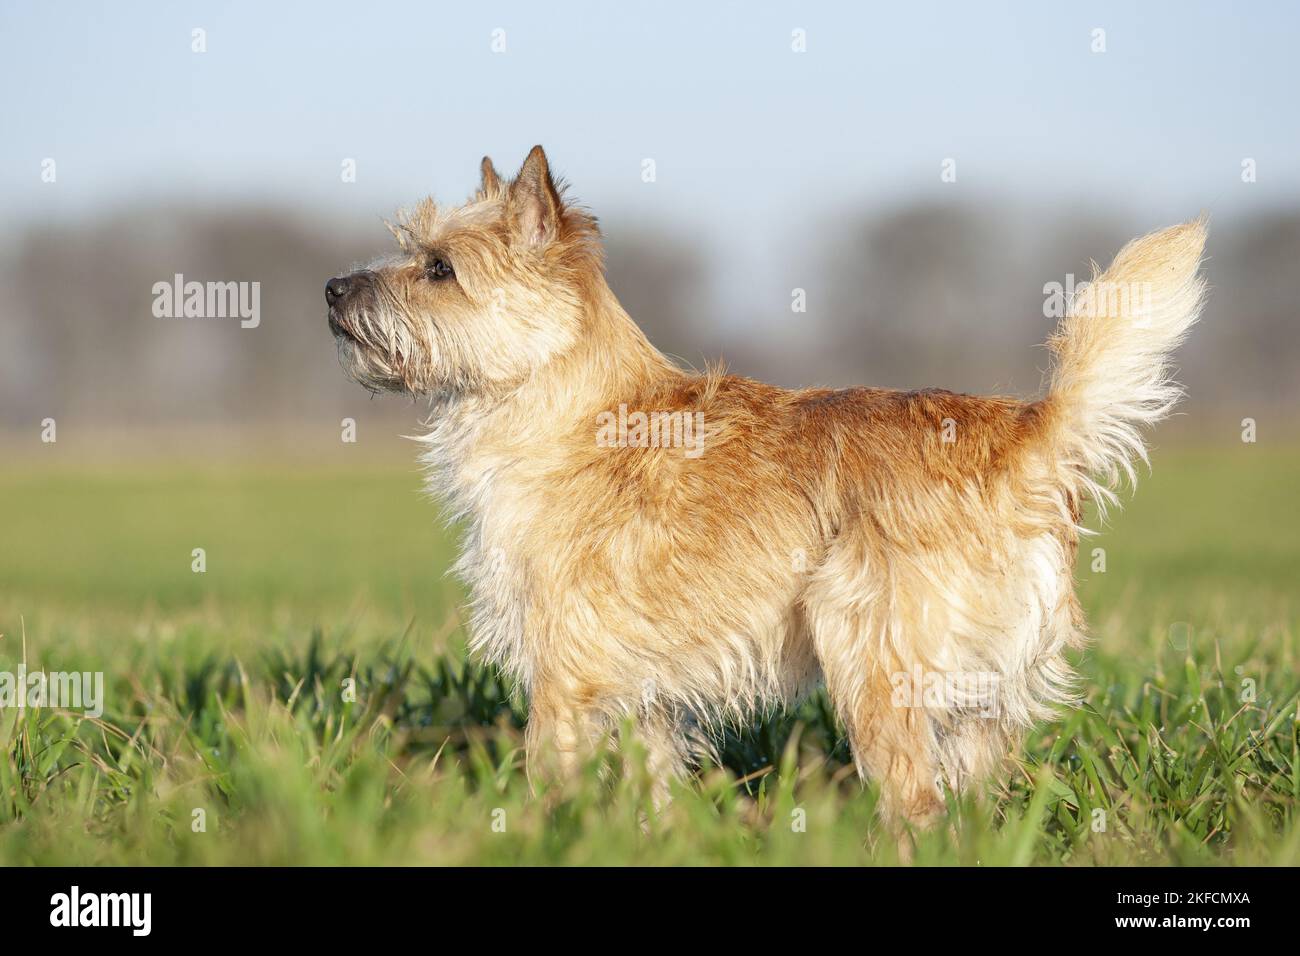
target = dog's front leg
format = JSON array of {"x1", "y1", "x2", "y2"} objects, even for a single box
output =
[
  {"x1": 523, "y1": 679, "x2": 687, "y2": 813},
  {"x1": 634, "y1": 717, "x2": 689, "y2": 812},
  {"x1": 523, "y1": 684, "x2": 590, "y2": 789}
]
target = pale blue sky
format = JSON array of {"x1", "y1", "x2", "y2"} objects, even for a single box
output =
[
  {"x1": 3, "y1": 0, "x2": 1296, "y2": 226},
  {"x1": 2, "y1": 0, "x2": 1297, "y2": 339}
]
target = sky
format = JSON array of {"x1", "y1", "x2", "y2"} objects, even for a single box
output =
[{"x1": 2, "y1": 0, "x2": 1297, "y2": 317}]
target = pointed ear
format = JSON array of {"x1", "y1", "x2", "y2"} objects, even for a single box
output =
[
  {"x1": 508, "y1": 145, "x2": 562, "y2": 245},
  {"x1": 479, "y1": 156, "x2": 502, "y2": 197}
]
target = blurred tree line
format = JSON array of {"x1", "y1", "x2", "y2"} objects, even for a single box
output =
[{"x1": 2, "y1": 202, "x2": 1295, "y2": 442}]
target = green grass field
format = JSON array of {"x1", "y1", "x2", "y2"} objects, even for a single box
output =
[{"x1": 1, "y1": 446, "x2": 1297, "y2": 865}]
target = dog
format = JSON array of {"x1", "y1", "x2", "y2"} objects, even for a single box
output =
[{"x1": 326, "y1": 145, "x2": 1206, "y2": 839}]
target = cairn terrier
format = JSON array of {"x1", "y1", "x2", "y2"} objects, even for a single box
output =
[{"x1": 327, "y1": 146, "x2": 1206, "y2": 838}]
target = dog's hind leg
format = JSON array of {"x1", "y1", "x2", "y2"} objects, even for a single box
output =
[
  {"x1": 802, "y1": 542, "x2": 946, "y2": 852},
  {"x1": 831, "y1": 665, "x2": 946, "y2": 834}
]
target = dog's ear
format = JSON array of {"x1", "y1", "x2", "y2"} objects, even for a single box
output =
[
  {"x1": 479, "y1": 156, "x2": 503, "y2": 198},
  {"x1": 508, "y1": 145, "x2": 562, "y2": 246}
]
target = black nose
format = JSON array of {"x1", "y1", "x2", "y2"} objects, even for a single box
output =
[{"x1": 325, "y1": 276, "x2": 350, "y2": 305}]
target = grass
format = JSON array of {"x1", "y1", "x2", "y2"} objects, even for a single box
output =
[{"x1": 0, "y1": 445, "x2": 1297, "y2": 865}]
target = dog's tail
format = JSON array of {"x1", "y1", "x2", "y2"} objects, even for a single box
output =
[{"x1": 1040, "y1": 217, "x2": 1207, "y2": 514}]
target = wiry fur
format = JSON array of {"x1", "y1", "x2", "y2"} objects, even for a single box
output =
[{"x1": 327, "y1": 146, "x2": 1207, "y2": 836}]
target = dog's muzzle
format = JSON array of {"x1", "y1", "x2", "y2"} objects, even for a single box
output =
[
  {"x1": 325, "y1": 275, "x2": 352, "y2": 307},
  {"x1": 325, "y1": 272, "x2": 372, "y2": 340}
]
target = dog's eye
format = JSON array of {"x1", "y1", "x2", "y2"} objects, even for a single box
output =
[{"x1": 426, "y1": 258, "x2": 454, "y2": 281}]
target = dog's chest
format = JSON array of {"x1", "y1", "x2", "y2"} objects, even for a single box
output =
[
  {"x1": 441, "y1": 455, "x2": 550, "y2": 687},
  {"x1": 456, "y1": 522, "x2": 533, "y2": 683}
]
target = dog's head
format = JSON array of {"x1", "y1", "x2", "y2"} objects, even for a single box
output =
[{"x1": 326, "y1": 146, "x2": 600, "y2": 395}]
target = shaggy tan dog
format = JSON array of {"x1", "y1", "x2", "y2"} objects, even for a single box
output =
[{"x1": 326, "y1": 146, "x2": 1206, "y2": 838}]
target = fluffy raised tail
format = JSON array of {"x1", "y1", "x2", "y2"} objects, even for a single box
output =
[{"x1": 1043, "y1": 218, "x2": 1208, "y2": 513}]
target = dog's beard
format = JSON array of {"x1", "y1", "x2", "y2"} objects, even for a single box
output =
[
  {"x1": 328, "y1": 287, "x2": 559, "y2": 401},
  {"x1": 330, "y1": 302, "x2": 429, "y2": 393},
  {"x1": 332, "y1": 333, "x2": 390, "y2": 394}
]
